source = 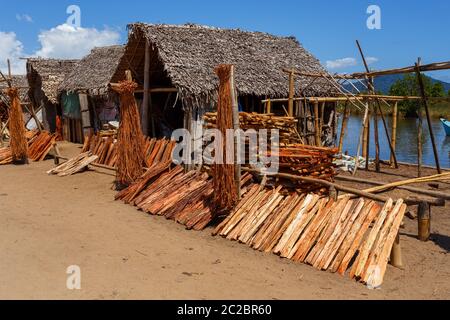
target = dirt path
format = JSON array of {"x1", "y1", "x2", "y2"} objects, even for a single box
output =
[{"x1": 0, "y1": 143, "x2": 449, "y2": 299}]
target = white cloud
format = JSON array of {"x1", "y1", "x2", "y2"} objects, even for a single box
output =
[
  {"x1": 0, "y1": 31, "x2": 26, "y2": 74},
  {"x1": 34, "y1": 24, "x2": 120, "y2": 59},
  {"x1": 16, "y1": 14, "x2": 33, "y2": 23},
  {"x1": 366, "y1": 57, "x2": 379, "y2": 65},
  {"x1": 326, "y1": 57, "x2": 357, "y2": 70}
]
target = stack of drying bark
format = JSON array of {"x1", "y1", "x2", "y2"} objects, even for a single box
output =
[
  {"x1": 81, "y1": 134, "x2": 175, "y2": 168},
  {"x1": 47, "y1": 152, "x2": 98, "y2": 177},
  {"x1": 214, "y1": 190, "x2": 406, "y2": 288},
  {"x1": 204, "y1": 112, "x2": 300, "y2": 145},
  {"x1": 27, "y1": 130, "x2": 56, "y2": 161},
  {"x1": 276, "y1": 144, "x2": 338, "y2": 194},
  {"x1": 0, "y1": 130, "x2": 55, "y2": 165},
  {"x1": 116, "y1": 164, "x2": 253, "y2": 230}
]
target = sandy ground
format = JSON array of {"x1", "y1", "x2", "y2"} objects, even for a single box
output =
[{"x1": 0, "y1": 142, "x2": 449, "y2": 300}]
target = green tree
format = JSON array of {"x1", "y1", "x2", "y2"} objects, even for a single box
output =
[
  {"x1": 447, "y1": 89, "x2": 450, "y2": 97},
  {"x1": 389, "y1": 73, "x2": 440, "y2": 117}
]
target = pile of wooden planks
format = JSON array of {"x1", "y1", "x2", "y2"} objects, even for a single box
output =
[
  {"x1": 275, "y1": 144, "x2": 338, "y2": 194},
  {"x1": 47, "y1": 152, "x2": 98, "y2": 177},
  {"x1": 0, "y1": 130, "x2": 55, "y2": 165},
  {"x1": 0, "y1": 146, "x2": 12, "y2": 165},
  {"x1": 204, "y1": 112, "x2": 301, "y2": 145},
  {"x1": 213, "y1": 189, "x2": 406, "y2": 287},
  {"x1": 81, "y1": 134, "x2": 175, "y2": 168},
  {"x1": 116, "y1": 164, "x2": 254, "y2": 231}
]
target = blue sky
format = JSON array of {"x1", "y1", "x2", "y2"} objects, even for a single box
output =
[{"x1": 1, "y1": 0, "x2": 449, "y2": 81}]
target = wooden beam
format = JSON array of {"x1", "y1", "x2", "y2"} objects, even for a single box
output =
[
  {"x1": 230, "y1": 65, "x2": 241, "y2": 200},
  {"x1": 415, "y1": 59, "x2": 441, "y2": 174},
  {"x1": 391, "y1": 102, "x2": 398, "y2": 168},
  {"x1": 288, "y1": 70, "x2": 295, "y2": 116},
  {"x1": 141, "y1": 39, "x2": 150, "y2": 136}
]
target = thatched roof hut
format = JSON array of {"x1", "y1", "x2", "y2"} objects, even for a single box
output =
[
  {"x1": 0, "y1": 75, "x2": 29, "y2": 101},
  {"x1": 27, "y1": 58, "x2": 78, "y2": 106},
  {"x1": 112, "y1": 23, "x2": 335, "y2": 111},
  {"x1": 59, "y1": 45, "x2": 125, "y2": 96}
]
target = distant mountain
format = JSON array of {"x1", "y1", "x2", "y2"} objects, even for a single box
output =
[{"x1": 343, "y1": 74, "x2": 450, "y2": 94}]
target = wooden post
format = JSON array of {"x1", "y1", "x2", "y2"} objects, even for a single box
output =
[
  {"x1": 390, "y1": 233, "x2": 403, "y2": 269},
  {"x1": 320, "y1": 102, "x2": 325, "y2": 132},
  {"x1": 338, "y1": 102, "x2": 349, "y2": 154},
  {"x1": 79, "y1": 93, "x2": 92, "y2": 137},
  {"x1": 288, "y1": 70, "x2": 295, "y2": 116},
  {"x1": 390, "y1": 102, "x2": 398, "y2": 168},
  {"x1": 373, "y1": 103, "x2": 380, "y2": 172},
  {"x1": 266, "y1": 98, "x2": 271, "y2": 114},
  {"x1": 415, "y1": 60, "x2": 441, "y2": 174},
  {"x1": 142, "y1": 40, "x2": 150, "y2": 136},
  {"x1": 230, "y1": 65, "x2": 241, "y2": 199},
  {"x1": 362, "y1": 103, "x2": 369, "y2": 160},
  {"x1": 365, "y1": 105, "x2": 371, "y2": 171},
  {"x1": 313, "y1": 99, "x2": 320, "y2": 146},
  {"x1": 417, "y1": 201, "x2": 431, "y2": 241},
  {"x1": 417, "y1": 108, "x2": 423, "y2": 177}
]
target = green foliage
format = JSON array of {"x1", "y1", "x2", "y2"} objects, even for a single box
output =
[
  {"x1": 448, "y1": 89, "x2": 450, "y2": 97},
  {"x1": 389, "y1": 74, "x2": 445, "y2": 117}
]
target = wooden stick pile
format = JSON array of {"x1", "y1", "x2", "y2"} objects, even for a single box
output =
[
  {"x1": 47, "y1": 152, "x2": 98, "y2": 177},
  {"x1": 0, "y1": 130, "x2": 55, "y2": 165},
  {"x1": 213, "y1": 190, "x2": 406, "y2": 287},
  {"x1": 116, "y1": 163, "x2": 253, "y2": 231},
  {"x1": 213, "y1": 65, "x2": 238, "y2": 212},
  {"x1": 204, "y1": 112, "x2": 301, "y2": 145},
  {"x1": 6, "y1": 88, "x2": 28, "y2": 162},
  {"x1": 27, "y1": 130, "x2": 56, "y2": 161},
  {"x1": 82, "y1": 134, "x2": 175, "y2": 168},
  {"x1": 275, "y1": 144, "x2": 338, "y2": 194}
]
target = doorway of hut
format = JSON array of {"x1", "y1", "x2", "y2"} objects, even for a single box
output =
[{"x1": 135, "y1": 91, "x2": 184, "y2": 139}]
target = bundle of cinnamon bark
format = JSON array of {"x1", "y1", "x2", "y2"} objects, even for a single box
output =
[
  {"x1": 214, "y1": 189, "x2": 406, "y2": 288},
  {"x1": 115, "y1": 162, "x2": 253, "y2": 230},
  {"x1": 82, "y1": 134, "x2": 175, "y2": 168},
  {"x1": 204, "y1": 112, "x2": 300, "y2": 145},
  {"x1": 0, "y1": 130, "x2": 55, "y2": 165},
  {"x1": 275, "y1": 144, "x2": 338, "y2": 194}
]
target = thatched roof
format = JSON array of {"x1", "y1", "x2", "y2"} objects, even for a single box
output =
[
  {"x1": 59, "y1": 45, "x2": 125, "y2": 95},
  {"x1": 112, "y1": 23, "x2": 335, "y2": 110},
  {"x1": 27, "y1": 58, "x2": 78, "y2": 104},
  {"x1": 0, "y1": 75, "x2": 29, "y2": 101}
]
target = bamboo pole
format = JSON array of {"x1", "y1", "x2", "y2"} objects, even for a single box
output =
[
  {"x1": 314, "y1": 100, "x2": 321, "y2": 146},
  {"x1": 390, "y1": 102, "x2": 398, "y2": 167},
  {"x1": 338, "y1": 102, "x2": 349, "y2": 154},
  {"x1": 230, "y1": 65, "x2": 241, "y2": 200},
  {"x1": 415, "y1": 59, "x2": 441, "y2": 174},
  {"x1": 390, "y1": 234, "x2": 403, "y2": 268},
  {"x1": 142, "y1": 39, "x2": 150, "y2": 136},
  {"x1": 417, "y1": 104, "x2": 423, "y2": 178},
  {"x1": 266, "y1": 98, "x2": 271, "y2": 114},
  {"x1": 417, "y1": 202, "x2": 431, "y2": 241},
  {"x1": 374, "y1": 103, "x2": 380, "y2": 172},
  {"x1": 288, "y1": 70, "x2": 295, "y2": 116}
]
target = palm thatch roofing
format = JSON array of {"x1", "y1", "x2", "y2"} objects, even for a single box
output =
[
  {"x1": 59, "y1": 45, "x2": 125, "y2": 96},
  {"x1": 0, "y1": 75, "x2": 29, "y2": 102},
  {"x1": 112, "y1": 23, "x2": 336, "y2": 110},
  {"x1": 27, "y1": 58, "x2": 78, "y2": 105}
]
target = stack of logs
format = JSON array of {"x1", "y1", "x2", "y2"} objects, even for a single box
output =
[
  {"x1": 82, "y1": 133, "x2": 176, "y2": 168},
  {"x1": 116, "y1": 163, "x2": 253, "y2": 230},
  {"x1": 213, "y1": 188, "x2": 406, "y2": 288},
  {"x1": 0, "y1": 130, "x2": 56, "y2": 164},
  {"x1": 275, "y1": 145, "x2": 338, "y2": 194},
  {"x1": 204, "y1": 112, "x2": 301, "y2": 145}
]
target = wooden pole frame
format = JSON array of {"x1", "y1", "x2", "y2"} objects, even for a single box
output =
[{"x1": 415, "y1": 59, "x2": 441, "y2": 174}]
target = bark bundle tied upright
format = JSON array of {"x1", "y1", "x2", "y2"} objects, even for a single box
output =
[
  {"x1": 213, "y1": 64, "x2": 238, "y2": 212},
  {"x1": 6, "y1": 87, "x2": 28, "y2": 163},
  {"x1": 114, "y1": 77, "x2": 145, "y2": 188}
]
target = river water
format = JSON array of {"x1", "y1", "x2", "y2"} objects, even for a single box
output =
[{"x1": 338, "y1": 115, "x2": 450, "y2": 169}]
